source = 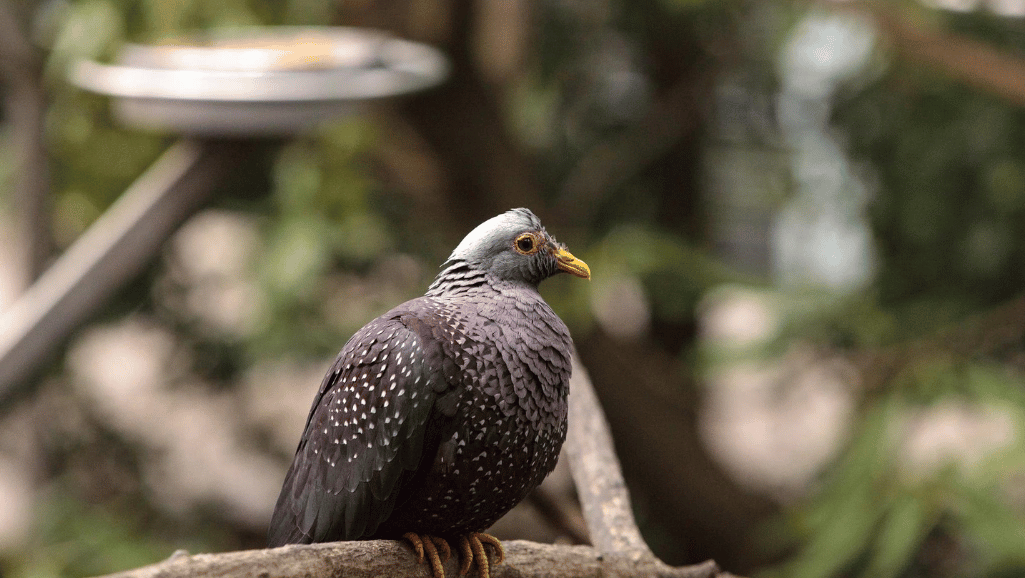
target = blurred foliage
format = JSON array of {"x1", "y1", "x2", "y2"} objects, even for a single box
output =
[
  {"x1": 835, "y1": 12, "x2": 1025, "y2": 320},
  {"x1": 763, "y1": 359, "x2": 1025, "y2": 578},
  {"x1": 758, "y1": 7, "x2": 1025, "y2": 578},
  {"x1": 9, "y1": 485, "x2": 205, "y2": 578},
  {"x1": 250, "y1": 121, "x2": 393, "y2": 358},
  {"x1": 4, "y1": 0, "x2": 1025, "y2": 577}
]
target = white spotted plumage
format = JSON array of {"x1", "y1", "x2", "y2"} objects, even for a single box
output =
[{"x1": 268, "y1": 208, "x2": 579, "y2": 547}]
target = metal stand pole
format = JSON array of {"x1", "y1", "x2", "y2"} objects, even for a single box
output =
[{"x1": 0, "y1": 139, "x2": 251, "y2": 402}]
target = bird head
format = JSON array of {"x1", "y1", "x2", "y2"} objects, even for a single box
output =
[{"x1": 446, "y1": 208, "x2": 591, "y2": 287}]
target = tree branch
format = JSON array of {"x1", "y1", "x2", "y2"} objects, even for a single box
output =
[
  {"x1": 96, "y1": 540, "x2": 724, "y2": 578},
  {"x1": 853, "y1": 293, "x2": 1025, "y2": 392},
  {"x1": 565, "y1": 354, "x2": 654, "y2": 561},
  {"x1": 821, "y1": 0, "x2": 1025, "y2": 108}
]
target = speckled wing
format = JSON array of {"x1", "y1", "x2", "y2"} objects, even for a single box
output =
[{"x1": 267, "y1": 305, "x2": 450, "y2": 546}]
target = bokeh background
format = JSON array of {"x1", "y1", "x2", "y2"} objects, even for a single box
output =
[{"x1": 2, "y1": 0, "x2": 1025, "y2": 577}]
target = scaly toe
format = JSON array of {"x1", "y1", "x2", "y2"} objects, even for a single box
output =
[
  {"x1": 457, "y1": 533, "x2": 504, "y2": 578},
  {"x1": 403, "y1": 533, "x2": 426, "y2": 563},
  {"x1": 457, "y1": 536, "x2": 474, "y2": 576},
  {"x1": 476, "y1": 533, "x2": 505, "y2": 565},
  {"x1": 403, "y1": 533, "x2": 448, "y2": 578},
  {"x1": 431, "y1": 536, "x2": 453, "y2": 564}
]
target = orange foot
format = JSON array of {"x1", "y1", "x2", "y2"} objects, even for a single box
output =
[
  {"x1": 457, "y1": 532, "x2": 504, "y2": 578},
  {"x1": 402, "y1": 532, "x2": 504, "y2": 578},
  {"x1": 403, "y1": 533, "x2": 452, "y2": 578}
]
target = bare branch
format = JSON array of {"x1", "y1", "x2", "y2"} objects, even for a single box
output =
[
  {"x1": 94, "y1": 540, "x2": 724, "y2": 578},
  {"x1": 820, "y1": 0, "x2": 1025, "y2": 108},
  {"x1": 565, "y1": 354, "x2": 654, "y2": 560},
  {"x1": 853, "y1": 293, "x2": 1025, "y2": 392}
]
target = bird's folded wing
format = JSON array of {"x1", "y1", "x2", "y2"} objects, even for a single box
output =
[{"x1": 267, "y1": 314, "x2": 446, "y2": 545}]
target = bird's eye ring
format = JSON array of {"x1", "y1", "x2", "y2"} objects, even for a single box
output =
[{"x1": 514, "y1": 233, "x2": 542, "y2": 255}]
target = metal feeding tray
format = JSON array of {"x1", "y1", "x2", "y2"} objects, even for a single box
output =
[{"x1": 71, "y1": 26, "x2": 449, "y2": 135}]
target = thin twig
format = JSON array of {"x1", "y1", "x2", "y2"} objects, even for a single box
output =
[
  {"x1": 852, "y1": 294, "x2": 1025, "y2": 392},
  {"x1": 821, "y1": 0, "x2": 1025, "y2": 108}
]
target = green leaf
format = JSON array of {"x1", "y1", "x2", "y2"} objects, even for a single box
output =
[
  {"x1": 779, "y1": 486, "x2": 885, "y2": 578},
  {"x1": 956, "y1": 481, "x2": 1025, "y2": 569},
  {"x1": 862, "y1": 492, "x2": 931, "y2": 578}
]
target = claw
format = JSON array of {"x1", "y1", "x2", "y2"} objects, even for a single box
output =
[
  {"x1": 402, "y1": 532, "x2": 503, "y2": 578},
  {"x1": 404, "y1": 532, "x2": 426, "y2": 562},
  {"x1": 457, "y1": 537, "x2": 473, "y2": 576},
  {"x1": 431, "y1": 535, "x2": 453, "y2": 564},
  {"x1": 476, "y1": 533, "x2": 504, "y2": 565},
  {"x1": 457, "y1": 533, "x2": 504, "y2": 578},
  {"x1": 402, "y1": 533, "x2": 450, "y2": 578}
]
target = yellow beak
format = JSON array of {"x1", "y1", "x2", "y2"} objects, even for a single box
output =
[{"x1": 554, "y1": 247, "x2": 591, "y2": 280}]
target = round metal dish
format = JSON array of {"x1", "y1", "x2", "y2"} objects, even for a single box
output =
[{"x1": 71, "y1": 27, "x2": 449, "y2": 135}]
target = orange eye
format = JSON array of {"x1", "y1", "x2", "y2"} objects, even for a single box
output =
[{"x1": 514, "y1": 233, "x2": 542, "y2": 255}]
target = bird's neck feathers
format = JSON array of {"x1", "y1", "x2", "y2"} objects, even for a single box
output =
[{"x1": 426, "y1": 259, "x2": 541, "y2": 297}]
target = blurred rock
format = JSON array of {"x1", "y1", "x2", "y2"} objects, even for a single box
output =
[
  {"x1": 699, "y1": 286, "x2": 855, "y2": 501},
  {"x1": 896, "y1": 400, "x2": 1016, "y2": 480},
  {"x1": 68, "y1": 317, "x2": 282, "y2": 530},
  {"x1": 163, "y1": 209, "x2": 269, "y2": 339}
]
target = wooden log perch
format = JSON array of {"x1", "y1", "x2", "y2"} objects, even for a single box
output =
[
  {"x1": 99, "y1": 541, "x2": 723, "y2": 578},
  {"x1": 95, "y1": 351, "x2": 735, "y2": 578}
]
